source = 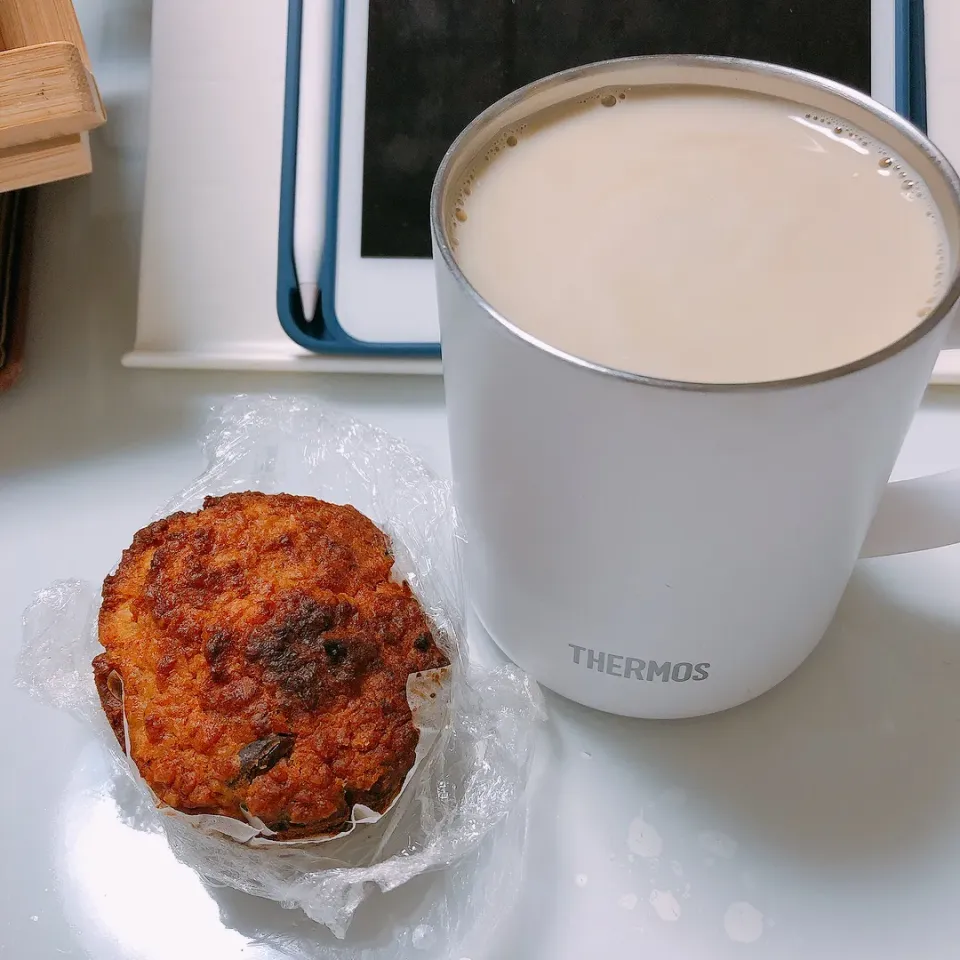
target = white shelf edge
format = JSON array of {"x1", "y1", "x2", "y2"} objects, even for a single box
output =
[
  {"x1": 122, "y1": 349, "x2": 443, "y2": 376},
  {"x1": 123, "y1": 347, "x2": 960, "y2": 384},
  {"x1": 931, "y1": 349, "x2": 960, "y2": 385}
]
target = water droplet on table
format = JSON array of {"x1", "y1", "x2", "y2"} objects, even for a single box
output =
[
  {"x1": 628, "y1": 811, "x2": 664, "y2": 858},
  {"x1": 618, "y1": 892, "x2": 638, "y2": 911},
  {"x1": 650, "y1": 889, "x2": 682, "y2": 922},
  {"x1": 724, "y1": 902, "x2": 764, "y2": 943}
]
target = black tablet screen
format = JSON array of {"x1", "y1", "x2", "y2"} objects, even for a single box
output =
[{"x1": 361, "y1": 0, "x2": 871, "y2": 258}]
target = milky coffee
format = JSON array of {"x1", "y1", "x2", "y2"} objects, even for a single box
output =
[{"x1": 450, "y1": 88, "x2": 947, "y2": 383}]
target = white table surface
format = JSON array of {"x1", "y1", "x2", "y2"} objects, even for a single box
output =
[{"x1": 6, "y1": 2, "x2": 960, "y2": 957}]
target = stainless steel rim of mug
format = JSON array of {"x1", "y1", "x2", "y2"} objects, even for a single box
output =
[{"x1": 430, "y1": 54, "x2": 960, "y2": 392}]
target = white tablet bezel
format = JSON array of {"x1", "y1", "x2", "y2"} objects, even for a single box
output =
[
  {"x1": 335, "y1": 0, "x2": 437, "y2": 344},
  {"x1": 334, "y1": 0, "x2": 898, "y2": 345}
]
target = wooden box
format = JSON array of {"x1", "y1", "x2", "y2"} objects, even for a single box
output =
[{"x1": 0, "y1": 0, "x2": 105, "y2": 192}]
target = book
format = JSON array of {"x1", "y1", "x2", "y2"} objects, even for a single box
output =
[{"x1": 0, "y1": 190, "x2": 32, "y2": 392}]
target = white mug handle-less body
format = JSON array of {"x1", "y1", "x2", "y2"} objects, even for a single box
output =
[{"x1": 431, "y1": 57, "x2": 960, "y2": 719}]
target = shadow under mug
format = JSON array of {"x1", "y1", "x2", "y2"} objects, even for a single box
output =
[{"x1": 431, "y1": 55, "x2": 960, "y2": 719}]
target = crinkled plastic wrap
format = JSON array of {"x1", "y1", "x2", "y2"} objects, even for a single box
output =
[{"x1": 16, "y1": 396, "x2": 544, "y2": 951}]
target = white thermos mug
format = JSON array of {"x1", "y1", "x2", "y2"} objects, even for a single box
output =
[{"x1": 431, "y1": 56, "x2": 960, "y2": 718}]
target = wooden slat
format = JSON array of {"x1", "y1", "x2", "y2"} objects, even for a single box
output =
[
  {"x1": 0, "y1": 132, "x2": 91, "y2": 193},
  {"x1": 0, "y1": 42, "x2": 104, "y2": 149},
  {"x1": 0, "y1": 1, "x2": 102, "y2": 193},
  {"x1": 0, "y1": 0, "x2": 91, "y2": 67}
]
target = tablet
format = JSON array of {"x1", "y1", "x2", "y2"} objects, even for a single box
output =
[{"x1": 294, "y1": 0, "x2": 904, "y2": 350}]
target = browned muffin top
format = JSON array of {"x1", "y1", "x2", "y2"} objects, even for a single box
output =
[{"x1": 94, "y1": 492, "x2": 448, "y2": 839}]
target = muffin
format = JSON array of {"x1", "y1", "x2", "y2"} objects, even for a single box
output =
[{"x1": 93, "y1": 492, "x2": 449, "y2": 840}]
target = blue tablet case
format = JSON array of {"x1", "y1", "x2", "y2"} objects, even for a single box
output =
[
  {"x1": 276, "y1": 0, "x2": 927, "y2": 358},
  {"x1": 275, "y1": 0, "x2": 439, "y2": 358}
]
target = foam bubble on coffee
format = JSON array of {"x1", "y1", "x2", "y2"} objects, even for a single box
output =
[{"x1": 450, "y1": 87, "x2": 948, "y2": 383}]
